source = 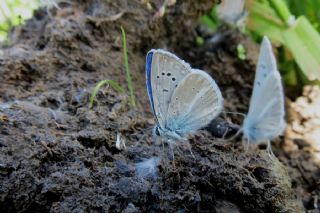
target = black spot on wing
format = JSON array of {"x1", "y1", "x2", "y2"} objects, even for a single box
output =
[
  {"x1": 172, "y1": 77, "x2": 176, "y2": 81},
  {"x1": 167, "y1": 73, "x2": 171, "y2": 76},
  {"x1": 163, "y1": 89, "x2": 169, "y2": 92}
]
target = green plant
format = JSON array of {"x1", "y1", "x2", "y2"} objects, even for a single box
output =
[
  {"x1": 247, "y1": 0, "x2": 320, "y2": 83},
  {"x1": 237, "y1": 43, "x2": 246, "y2": 60},
  {"x1": 0, "y1": 0, "x2": 39, "y2": 41},
  {"x1": 202, "y1": 0, "x2": 320, "y2": 86},
  {"x1": 89, "y1": 79, "x2": 124, "y2": 108},
  {"x1": 89, "y1": 27, "x2": 136, "y2": 109},
  {"x1": 121, "y1": 26, "x2": 136, "y2": 107}
]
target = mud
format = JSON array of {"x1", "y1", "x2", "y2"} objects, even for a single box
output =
[{"x1": 0, "y1": 0, "x2": 317, "y2": 212}]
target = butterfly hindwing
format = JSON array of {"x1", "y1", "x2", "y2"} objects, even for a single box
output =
[{"x1": 166, "y1": 70, "x2": 223, "y2": 136}]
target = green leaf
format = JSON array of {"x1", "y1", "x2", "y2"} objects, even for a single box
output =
[
  {"x1": 247, "y1": 0, "x2": 286, "y2": 44},
  {"x1": 282, "y1": 16, "x2": 320, "y2": 81},
  {"x1": 268, "y1": 0, "x2": 292, "y2": 24}
]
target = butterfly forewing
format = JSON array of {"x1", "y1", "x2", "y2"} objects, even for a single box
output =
[
  {"x1": 253, "y1": 37, "x2": 278, "y2": 92},
  {"x1": 146, "y1": 49, "x2": 192, "y2": 129},
  {"x1": 165, "y1": 70, "x2": 223, "y2": 135}
]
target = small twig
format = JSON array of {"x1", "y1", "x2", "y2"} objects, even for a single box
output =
[
  {"x1": 295, "y1": 159, "x2": 312, "y2": 185},
  {"x1": 40, "y1": 141, "x2": 53, "y2": 157}
]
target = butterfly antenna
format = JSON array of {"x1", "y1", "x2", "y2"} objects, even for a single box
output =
[{"x1": 223, "y1": 111, "x2": 246, "y2": 118}]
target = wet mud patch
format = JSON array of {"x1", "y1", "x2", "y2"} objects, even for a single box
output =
[{"x1": 0, "y1": 0, "x2": 313, "y2": 212}]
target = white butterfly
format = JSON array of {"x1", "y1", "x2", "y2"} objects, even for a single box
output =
[
  {"x1": 242, "y1": 36, "x2": 286, "y2": 153},
  {"x1": 217, "y1": 0, "x2": 247, "y2": 28},
  {"x1": 146, "y1": 49, "x2": 223, "y2": 143}
]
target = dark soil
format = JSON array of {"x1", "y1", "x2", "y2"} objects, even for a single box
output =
[{"x1": 0, "y1": 0, "x2": 318, "y2": 212}]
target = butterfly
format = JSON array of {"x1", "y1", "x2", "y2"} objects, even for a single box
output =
[
  {"x1": 217, "y1": 0, "x2": 247, "y2": 28},
  {"x1": 146, "y1": 49, "x2": 223, "y2": 143},
  {"x1": 242, "y1": 36, "x2": 286, "y2": 153}
]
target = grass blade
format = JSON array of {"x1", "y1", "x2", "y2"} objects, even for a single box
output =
[
  {"x1": 121, "y1": 26, "x2": 136, "y2": 107},
  {"x1": 282, "y1": 16, "x2": 320, "y2": 81},
  {"x1": 268, "y1": 0, "x2": 292, "y2": 24},
  {"x1": 89, "y1": 79, "x2": 124, "y2": 108},
  {"x1": 246, "y1": 0, "x2": 286, "y2": 44}
]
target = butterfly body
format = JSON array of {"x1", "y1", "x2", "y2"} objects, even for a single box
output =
[{"x1": 146, "y1": 49, "x2": 223, "y2": 142}]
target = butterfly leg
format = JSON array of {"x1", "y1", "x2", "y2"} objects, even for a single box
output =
[
  {"x1": 242, "y1": 136, "x2": 250, "y2": 153},
  {"x1": 266, "y1": 141, "x2": 275, "y2": 159},
  {"x1": 185, "y1": 141, "x2": 196, "y2": 159},
  {"x1": 161, "y1": 139, "x2": 165, "y2": 153},
  {"x1": 225, "y1": 127, "x2": 243, "y2": 142},
  {"x1": 167, "y1": 139, "x2": 175, "y2": 161},
  {"x1": 222, "y1": 128, "x2": 228, "y2": 140},
  {"x1": 188, "y1": 146, "x2": 196, "y2": 159}
]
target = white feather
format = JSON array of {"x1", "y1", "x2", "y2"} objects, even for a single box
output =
[{"x1": 135, "y1": 157, "x2": 160, "y2": 179}]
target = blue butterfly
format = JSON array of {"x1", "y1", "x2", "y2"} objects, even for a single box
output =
[
  {"x1": 146, "y1": 49, "x2": 223, "y2": 143},
  {"x1": 242, "y1": 37, "x2": 286, "y2": 154}
]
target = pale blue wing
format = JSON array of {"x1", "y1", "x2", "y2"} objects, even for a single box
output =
[
  {"x1": 146, "y1": 49, "x2": 192, "y2": 130},
  {"x1": 246, "y1": 36, "x2": 279, "y2": 125},
  {"x1": 252, "y1": 36, "x2": 278, "y2": 92},
  {"x1": 165, "y1": 69, "x2": 223, "y2": 136},
  {"x1": 243, "y1": 37, "x2": 286, "y2": 143}
]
